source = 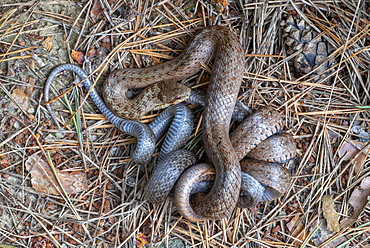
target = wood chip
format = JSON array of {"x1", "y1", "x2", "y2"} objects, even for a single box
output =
[
  {"x1": 71, "y1": 50, "x2": 85, "y2": 64},
  {"x1": 341, "y1": 176, "x2": 370, "y2": 228},
  {"x1": 9, "y1": 88, "x2": 30, "y2": 110},
  {"x1": 42, "y1": 36, "x2": 53, "y2": 52}
]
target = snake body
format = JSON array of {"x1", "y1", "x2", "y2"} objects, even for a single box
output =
[
  {"x1": 173, "y1": 107, "x2": 295, "y2": 221},
  {"x1": 148, "y1": 104, "x2": 194, "y2": 162},
  {"x1": 45, "y1": 26, "x2": 296, "y2": 221},
  {"x1": 144, "y1": 26, "x2": 245, "y2": 220},
  {"x1": 101, "y1": 25, "x2": 245, "y2": 220},
  {"x1": 188, "y1": 26, "x2": 245, "y2": 219},
  {"x1": 44, "y1": 64, "x2": 156, "y2": 165},
  {"x1": 44, "y1": 65, "x2": 195, "y2": 165},
  {"x1": 102, "y1": 27, "x2": 218, "y2": 119}
]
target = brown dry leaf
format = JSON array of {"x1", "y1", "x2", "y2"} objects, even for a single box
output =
[
  {"x1": 90, "y1": 0, "x2": 115, "y2": 20},
  {"x1": 71, "y1": 50, "x2": 85, "y2": 64},
  {"x1": 90, "y1": 0, "x2": 102, "y2": 20},
  {"x1": 286, "y1": 214, "x2": 307, "y2": 245},
  {"x1": 42, "y1": 36, "x2": 53, "y2": 52},
  {"x1": 25, "y1": 154, "x2": 88, "y2": 195},
  {"x1": 338, "y1": 140, "x2": 369, "y2": 173},
  {"x1": 136, "y1": 233, "x2": 150, "y2": 247},
  {"x1": 338, "y1": 140, "x2": 365, "y2": 161},
  {"x1": 341, "y1": 176, "x2": 370, "y2": 228},
  {"x1": 9, "y1": 88, "x2": 30, "y2": 110},
  {"x1": 351, "y1": 144, "x2": 370, "y2": 174},
  {"x1": 87, "y1": 48, "x2": 103, "y2": 58},
  {"x1": 321, "y1": 195, "x2": 340, "y2": 232}
]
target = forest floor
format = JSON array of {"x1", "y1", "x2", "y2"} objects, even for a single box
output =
[{"x1": 0, "y1": 0, "x2": 369, "y2": 247}]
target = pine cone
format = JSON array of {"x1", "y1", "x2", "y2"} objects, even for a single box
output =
[{"x1": 282, "y1": 14, "x2": 335, "y2": 79}]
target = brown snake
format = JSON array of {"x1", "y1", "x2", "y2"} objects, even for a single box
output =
[
  {"x1": 172, "y1": 107, "x2": 295, "y2": 221},
  {"x1": 101, "y1": 26, "x2": 296, "y2": 220},
  {"x1": 102, "y1": 25, "x2": 246, "y2": 219},
  {"x1": 188, "y1": 26, "x2": 244, "y2": 219}
]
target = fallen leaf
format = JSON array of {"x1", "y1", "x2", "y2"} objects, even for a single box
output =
[
  {"x1": 351, "y1": 144, "x2": 370, "y2": 174},
  {"x1": 136, "y1": 233, "x2": 150, "y2": 247},
  {"x1": 87, "y1": 48, "x2": 102, "y2": 58},
  {"x1": 338, "y1": 140, "x2": 365, "y2": 161},
  {"x1": 90, "y1": 0, "x2": 115, "y2": 21},
  {"x1": 8, "y1": 88, "x2": 30, "y2": 110},
  {"x1": 25, "y1": 154, "x2": 88, "y2": 195},
  {"x1": 286, "y1": 214, "x2": 307, "y2": 245},
  {"x1": 42, "y1": 36, "x2": 53, "y2": 52},
  {"x1": 71, "y1": 50, "x2": 84, "y2": 64},
  {"x1": 341, "y1": 176, "x2": 370, "y2": 228},
  {"x1": 338, "y1": 140, "x2": 370, "y2": 173},
  {"x1": 322, "y1": 195, "x2": 340, "y2": 232},
  {"x1": 90, "y1": 0, "x2": 102, "y2": 21}
]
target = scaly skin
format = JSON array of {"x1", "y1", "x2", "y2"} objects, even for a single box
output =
[
  {"x1": 44, "y1": 64, "x2": 156, "y2": 165},
  {"x1": 194, "y1": 26, "x2": 244, "y2": 219},
  {"x1": 173, "y1": 107, "x2": 296, "y2": 221},
  {"x1": 104, "y1": 25, "x2": 297, "y2": 220},
  {"x1": 107, "y1": 25, "x2": 245, "y2": 220},
  {"x1": 45, "y1": 26, "x2": 297, "y2": 221},
  {"x1": 101, "y1": 25, "x2": 244, "y2": 220}
]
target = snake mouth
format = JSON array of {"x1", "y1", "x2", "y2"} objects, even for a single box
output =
[{"x1": 171, "y1": 95, "x2": 188, "y2": 104}]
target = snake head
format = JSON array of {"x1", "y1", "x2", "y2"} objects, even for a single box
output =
[{"x1": 156, "y1": 81, "x2": 191, "y2": 107}]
